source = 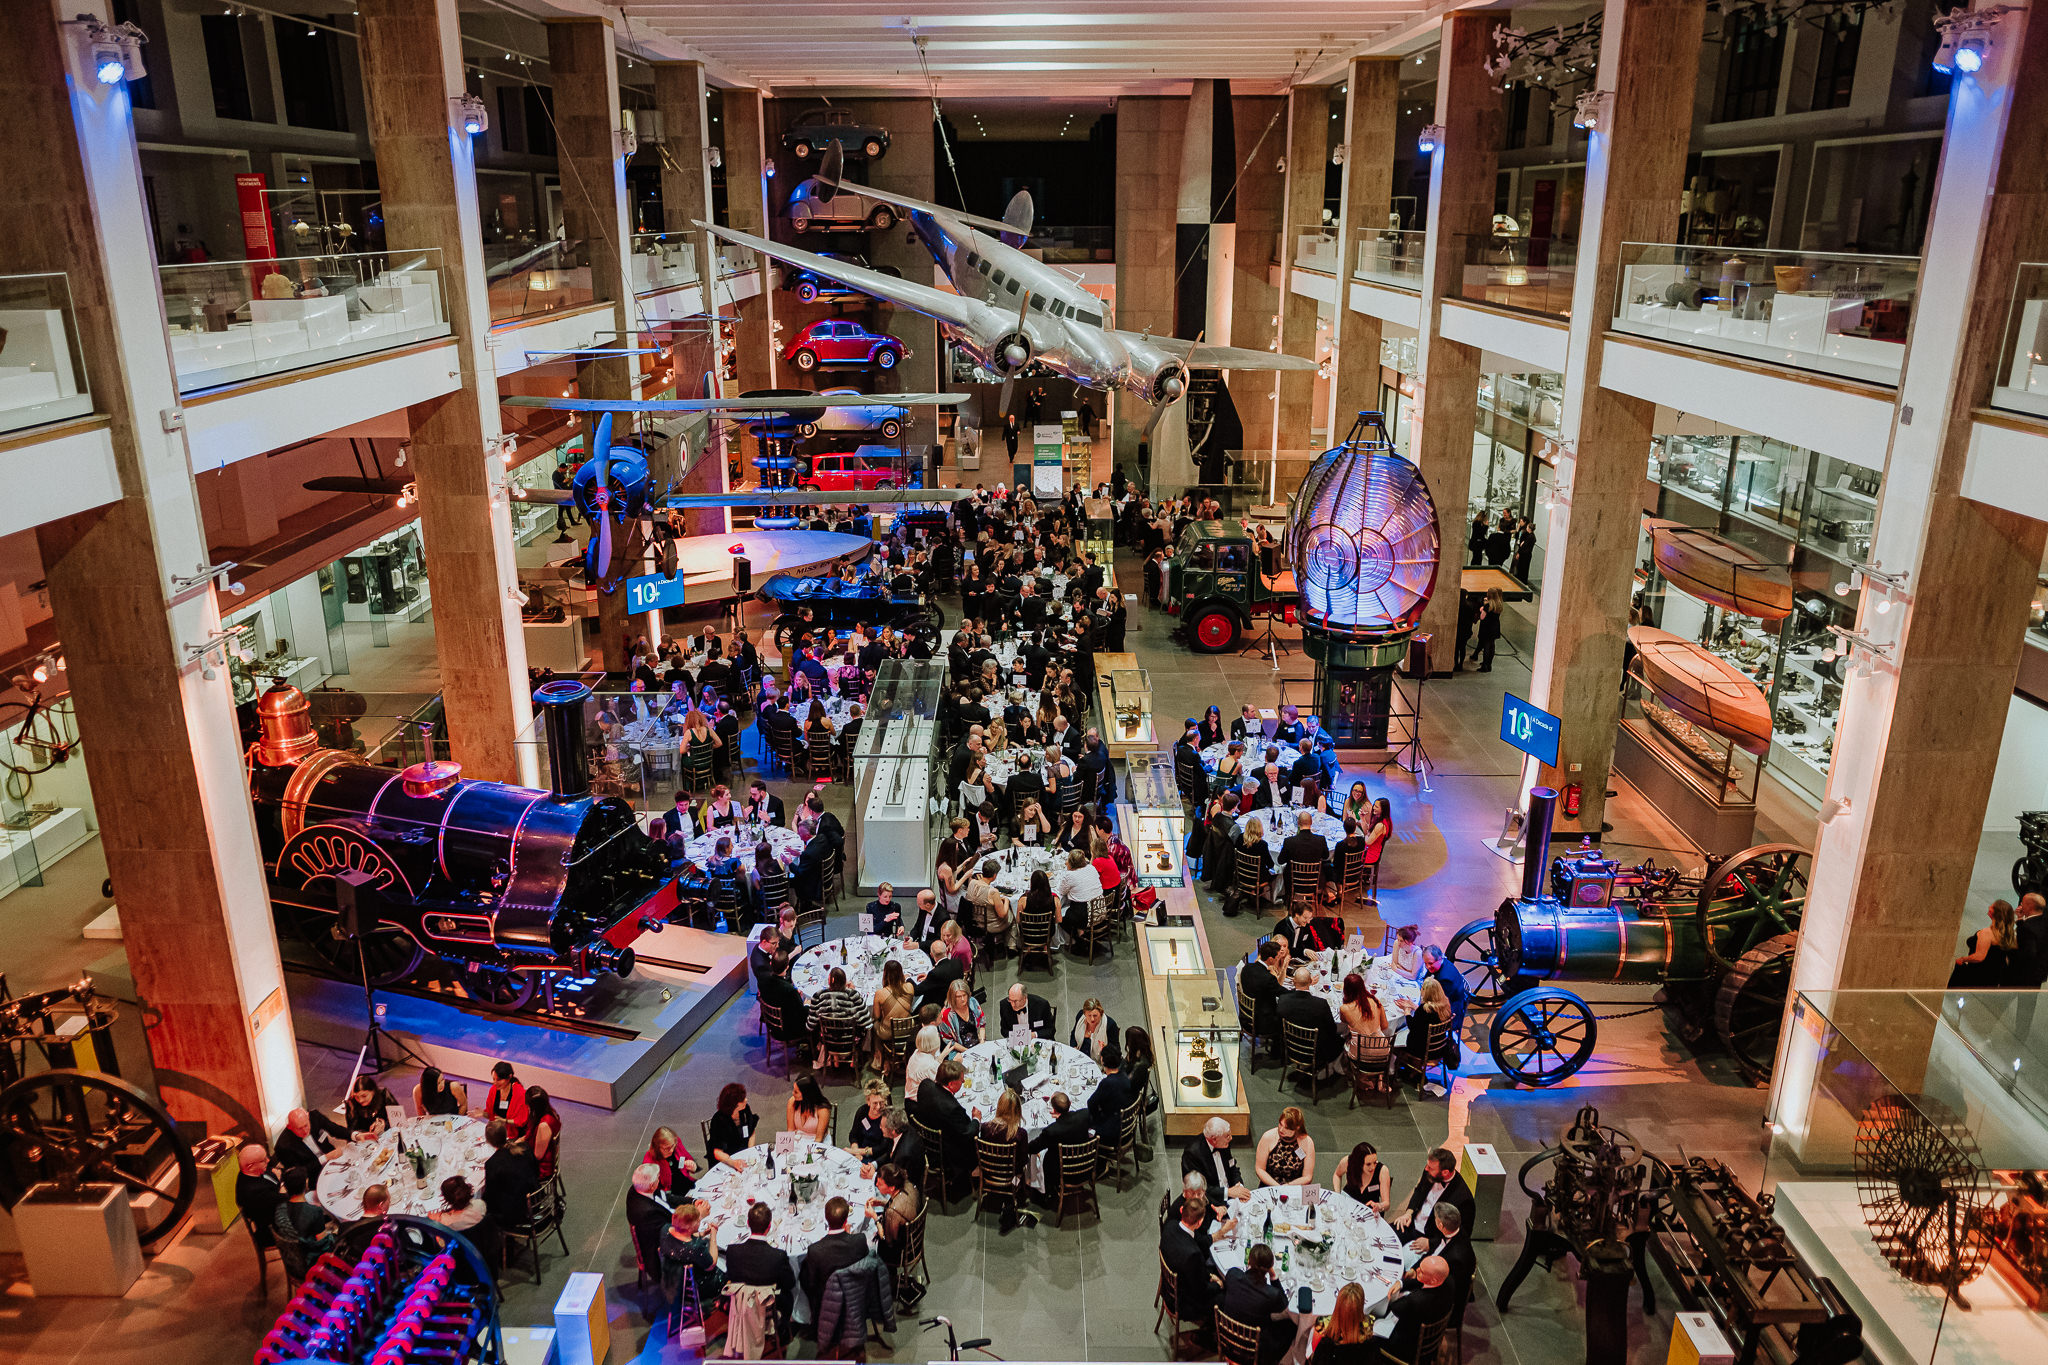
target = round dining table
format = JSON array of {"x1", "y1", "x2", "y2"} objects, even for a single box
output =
[
  {"x1": 696, "y1": 1139, "x2": 878, "y2": 1322},
  {"x1": 987, "y1": 844, "x2": 1068, "y2": 899},
  {"x1": 684, "y1": 822, "x2": 804, "y2": 871},
  {"x1": 956, "y1": 1039, "x2": 1103, "y2": 1188},
  {"x1": 1238, "y1": 806, "x2": 1347, "y2": 857},
  {"x1": 1203, "y1": 740, "x2": 1302, "y2": 776},
  {"x1": 315, "y1": 1114, "x2": 489, "y2": 1222},
  {"x1": 1301, "y1": 947, "x2": 1424, "y2": 1024},
  {"x1": 983, "y1": 743, "x2": 1048, "y2": 791},
  {"x1": 791, "y1": 934, "x2": 932, "y2": 1002},
  {"x1": 1209, "y1": 1185, "x2": 1410, "y2": 1363}
]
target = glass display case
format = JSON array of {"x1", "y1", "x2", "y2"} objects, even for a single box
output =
[
  {"x1": 1122, "y1": 752, "x2": 1178, "y2": 808},
  {"x1": 1619, "y1": 671, "x2": 1763, "y2": 808},
  {"x1": 1160, "y1": 976, "x2": 1241, "y2": 1109},
  {"x1": 853, "y1": 659, "x2": 945, "y2": 888},
  {"x1": 1126, "y1": 808, "x2": 1189, "y2": 888},
  {"x1": 1141, "y1": 923, "x2": 1206, "y2": 976},
  {"x1": 340, "y1": 525, "x2": 429, "y2": 622}
]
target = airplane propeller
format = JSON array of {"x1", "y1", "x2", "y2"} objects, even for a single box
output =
[
  {"x1": 590, "y1": 411, "x2": 614, "y2": 581},
  {"x1": 997, "y1": 287, "x2": 1033, "y2": 416}
]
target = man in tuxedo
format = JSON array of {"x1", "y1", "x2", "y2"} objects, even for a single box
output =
[
  {"x1": 725, "y1": 1201, "x2": 798, "y2": 1333},
  {"x1": 1385, "y1": 1255, "x2": 1458, "y2": 1363},
  {"x1": 878, "y1": 1107, "x2": 923, "y2": 1178},
  {"x1": 948, "y1": 729, "x2": 987, "y2": 790},
  {"x1": 1239, "y1": 939, "x2": 1285, "y2": 1040},
  {"x1": 797, "y1": 1198, "x2": 871, "y2": 1333},
  {"x1": 1160, "y1": 1192, "x2": 1232, "y2": 1324},
  {"x1": 915, "y1": 1061, "x2": 979, "y2": 1190},
  {"x1": 2015, "y1": 893, "x2": 2048, "y2": 987},
  {"x1": 999, "y1": 982, "x2": 1056, "y2": 1040},
  {"x1": 914, "y1": 951, "x2": 965, "y2": 1013},
  {"x1": 1250, "y1": 759, "x2": 1293, "y2": 812},
  {"x1": 1279, "y1": 811, "x2": 1329, "y2": 900},
  {"x1": 902, "y1": 888, "x2": 948, "y2": 948},
  {"x1": 482, "y1": 1119, "x2": 540, "y2": 1230},
  {"x1": 1077, "y1": 733, "x2": 1114, "y2": 804},
  {"x1": 1409, "y1": 1202, "x2": 1477, "y2": 1309},
  {"x1": 757, "y1": 953, "x2": 812, "y2": 1057},
  {"x1": 1276, "y1": 964, "x2": 1343, "y2": 1071},
  {"x1": 273, "y1": 1106, "x2": 348, "y2": 1181},
  {"x1": 1182, "y1": 1117, "x2": 1251, "y2": 1201},
  {"x1": 1050, "y1": 713, "x2": 1082, "y2": 759},
  {"x1": 1084, "y1": 1045, "x2": 1135, "y2": 1137},
  {"x1": 1027, "y1": 1091, "x2": 1097, "y2": 1190},
  {"x1": 1423, "y1": 944, "x2": 1472, "y2": 1039},
  {"x1": 1017, "y1": 580, "x2": 1050, "y2": 630},
  {"x1": 790, "y1": 826, "x2": 833, "y2": 907},
  {"x1": 1217, "y1": 1243, "x2": 1291, "y2": 1364},
  {"x1": 1395, "y1": 1148, "x2": 1476, "y2": 1238},
  {"x1": 235, "y1": 1143, "x2": 283, "y2": 1251},
  {"x1": 744, "y1": 779, "x2": 786, "y2": 827},
  {"x1": 626, "y1": 1163, "x2": 675, "y2": 1274}
]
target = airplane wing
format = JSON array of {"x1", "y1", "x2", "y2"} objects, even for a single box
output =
[
  {"x1": 516, "y1": 487, "x2": 969, "y2": 507},
  {"x1": 502, "y1": 393, "x2": 966, "y2": 414},
  {"x1": 1184, "y1": 342, "x2": 1321, "y2": 371},
  {"x1": 697, "y1": 221, "x2": 992, "y2": 332}
]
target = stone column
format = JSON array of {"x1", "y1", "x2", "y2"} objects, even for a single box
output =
[
  {"x1": 850, "y1": 99, "x2": 941, "y2": 445},
  {"x1": 1114, "y1": 95, "x2": 1186, "y2": 479},
  {"x1": 1784, "y1": 6, "x2": 2048, "y2": 1010},
  {"x1": 653, "y1": 59, "x2": 724, "y2": 535},
  {"x1": 721, "y1": 88, "x2": 779, "y2": 395},
  {"x1": 4, "y1": 0, "x2": 298, "y2": 1138},
  {"x1": 359, "y1": 0, "x2": 532, "y2": 781},
  {"x1": 1324, "y1": 58, "x2": 1402, "y2": 436},
  {"x1": 1525, "y1": 0, "x2": 1706, "y2": 834},
  {"x1": 1228, "y1": 95, "x2": 1287, "y2": 458},
  {"x1": 547, "y1": 16, "x2": 643, "y2": 673},
  {"x1": 1274, "y1": 85, "x2": 1330, "y2": 451},
  {"x1": 1411, "y1": 17, "x2": 1505, "y2": 668}
]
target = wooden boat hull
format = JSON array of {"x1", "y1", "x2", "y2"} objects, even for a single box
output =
[
  {"x1": 1628, "y1": 625, "x2": 1772, "y2": 756},
  {"x1": 1647, "y1": 519, "x2": 1793, "y2": 621}
]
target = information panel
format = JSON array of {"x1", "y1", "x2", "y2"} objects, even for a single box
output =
[
  {"x1": 1500, "y1": 692, "x2": 1561, "y2": 767},
  {"x1": 625, "y1": 572, "x2": 690, "y2": 614}
]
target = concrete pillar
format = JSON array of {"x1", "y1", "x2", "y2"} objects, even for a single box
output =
[
  {"x1": 5, "y1": 0, "x2": 298, "y2": 1138},
  {"x1": 1525, "y1": 0, "x2": 1706, "y2": 835},
  {"x1": 653, "y1": 60, "x2": 724, "y2": 536},
  {"x1": 358, "y1": 0, "x2": 532, "y2": 783},
  {"x1": 1274, "y1": 85, "x2": 1330, "y2": 452},
  {"x1": 721, "y1": 88, "x2": 779, "y2": 395},
  {"x1": 1411, "y1": 17, "x2": 1505, "y2": 668},
  {"x1": 1228, "y1": 95, "x2": 1287, "y2": 458},
  {"x1": 547, "y1": 16, "x2": 644, "y2": 674},
  {"x1": 1784, "y1": 7, "x2": 2048, "y2": 1010},
  {"x1": 1114, "y1": 95, "x2": 1187, "y2": 478},
  {"x1": 1325, "y1": 58, "x2": 1402, "y2": 436}
]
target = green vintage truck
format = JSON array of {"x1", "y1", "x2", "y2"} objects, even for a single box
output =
[{"x1": 1166, "y1": 521, "x2": 1296, "y2": 653}]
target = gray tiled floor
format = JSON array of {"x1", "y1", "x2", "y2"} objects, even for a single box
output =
[{"x1": 3, "y1": 557, "x2": 1799, "y2": 1365}]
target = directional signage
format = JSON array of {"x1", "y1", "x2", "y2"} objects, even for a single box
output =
[
  {"x1": 625, "y1": 573, "x2": 691, "y2": 614},
  {"x1": 1500, "y1": 692, "x2": 1561, "y2": 768}
]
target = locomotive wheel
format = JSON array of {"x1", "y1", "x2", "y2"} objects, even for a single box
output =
[
  {"x1": 290, "y1": 904, "x2": 426, "y2": 987},
  {"x1": 1489, "y1": 988, "x2": 1597, "y2": 1086},
  {"x1": 1714, "y1": 932, "x2": 1799, "y2": 1085},
  {"x1": 1447, "y1": 917, "x2": 1512, "y2": 1008},
  {"x1": 0, "y1": 1070, "x2": 197, "y2": 1246},
  {"x1": 1188, "y1": 605, "x2": 1241, "y2": 653},
  {"x1": 1695, "y1": 843, "x2": 1811, "y2": 973},
  {"x1": 462, "y1": 964, "x2": 538, "y2": 1013}
]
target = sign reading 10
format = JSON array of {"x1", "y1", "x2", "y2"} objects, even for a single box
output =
[{"x1": 1499, "y1": 692, "x2": 1561, "y2": 768}]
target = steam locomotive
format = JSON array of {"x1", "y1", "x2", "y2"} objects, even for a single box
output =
[{"x1": 247, "y1": 678, "x2": 671, "y2": 1012}]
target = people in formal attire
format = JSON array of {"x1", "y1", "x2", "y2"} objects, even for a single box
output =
[
  {"x1": 271, "y1": 1165, "x2": 334, "y2": 1278},
  {"x1": 1422, "y1": 944, "x2": 1471, "y2": 1041},
  {"x1": 1276, "y1": 964, "x2": 1344, "y2": 1073},
  {"x1": 905, "y1": 1026, "x2": 945, "y2": 1094},
  {"x1": 235, "y1": 1143, "x2": 283, "y2": 1254},
  {"x1": 344, "y1": 1076, "x2": 399, "y2": 1138},
  {"x1": 482, "y1": 1060, "x2": 531, "y2": 1129},
  {"x1": 797, "y1": 1196, "x2": 870, "y2": 1333},
  {"x1": 1331, "y1": 1141, "x2": 1392, "y2": 1215},
  {"x1": 1281, "y1": 811, "x2": 1329, "y2": 901},
  {"x1": 1394, "y1": 1148, "x2": 1476, "y2": 1238},
  {"x1": 522, "y1": 1087, "x2": 562, "y2": 1181},
  {"x1": 1383, "y1": 1256, "x2": 1456, "y2": 1363},
  {"x1": 1951, "y1": 899, "x2": 2021, "y2": 987},
  {"x1": 1309, "y1": 1282, "x2": 1374, "y2": 1365},
  {"x1": 1240, "y1": 938, "x2": 1285, "y2": 1039},
  {"x1": 660, "y1": 1203, "x2": 725, "y2": 1310},
  {"x1": 1410, "y1": 1201, "x2": 1477, "y2": 1309},
  {"x1": 1161, "y1": 1192, "x2": 1232, "y2": 1327},
  {"x1": 413, "y1": 1067, "x2": 466, "y2": 1117},
  {"x1": 1184, "y1": 1117, "x2": 1251, "y2": 1201},
  {"x1": 2017, "y1": 893, "x2": 2048, "y2": 988},
  {"x1": 1218, "y1": 1243, "x2": 1292, "y2": 1364},
  {"x1": 627, "y1": 1163, "x2": 677, "y2": 1276},
  {"x1": 914, "y1": 1060, "x2": 979, "y2": 1191},
  {"x1": 786, "y1": 1075, "x2": 832, "y2": 1142},
  {"x1": 642, "y1": 1125, "x2": 697, "y2": 1199},
  {"x1": 707, "y1": 1083, "x2": 760, "y2": 1171},
  {"x1": 724, "y1": 1200, "x2": 798, "y2": 1335},
  {"x1": 273, "y1": 1106, "x2": 348, "y2": 1181},
  {"x1": 1085, "y1": 1044, "x2": 1135, "y2": 1139},
  {"x1": 1254, "y1": 1106, "x2": 1315, "y2": 1187},
  {"x1": 1028, "y1": 1090, "x2": 1097, "y2": 1192},
  {"x1": 1069, "y1": 997, "x2": 1119, "y2": 1060},
  {"x1": 1000, "y1": 982, "x2": 1057, "y2": 1039},
  {"x1": 482, "y1": 1119, "x2": 540, "y2": 1231}
]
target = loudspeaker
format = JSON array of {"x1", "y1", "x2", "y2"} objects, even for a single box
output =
[
  {"x1": 733, "y1": 556, "x2": 753, "y2": 593},
  {"x1": 334, "y1": 868, "x2": 380, "y2": 939}
]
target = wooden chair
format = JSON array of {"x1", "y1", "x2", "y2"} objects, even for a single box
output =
[
  {"x1": 1230, "y1": 844, "x2": 1269, "y2": 914},
  {"x1": 1347, "y1": 1031, "x2": 1399, "y2": 1110},
  {"x1": 1075, "y1": 895, "x2": 1115, "y2": 963},
  {"x1": 1214, "y1": 1308, "x2": 1262, "y2": 1365},
  {"x1": 500, "y1": 1180, "x2": 570, "y2": 1283},
  {"x1": 814, "y1": 1014, "x2": 866, "y2": 1077},
  {"x1": 757, "y1": 865, "x2": 795, "y2": 922},
  {"x1": 1338, "y1": 846, "x2": 1370, "y2": 911},
  {"x1": 246, "y1": 1213, "x2": 282, "y2": 1293},
  {"x1": 792, "y1": 906, "x2": 827, "y2": 948},
  {"x1": 1102, "y1": 1095, "x2": 1145, "y2": 1190},
  {"x1": 1286, "y1": 860, "x2": 1321, "y2": 915},
  {"x1": 1379, "y1": 1304, "x2": 1454, "y2": 1365},
  {"x1": 1400, "y1": 1015, "x2": 1455, "y2": 1094},
  {"x1": 822, "y1": 845, "x2": 846, "y2": 910},
  {"x1": 913, "y1": 1118, "x2": 966, "y2": 1210},
  {"x1": 758, "y1": 998, "x2": 795, "y2": 1068},
  {"x1": 799, "y1": 736, "x2": 835, "y2": 783},
  {"x1": 1236, "y1": 981, "x2": 1274, "y2": 1073},
  {"x1": 765, "y1": 725, "x2": 798, "y2": 778},
  {"x1": 886, "y1": 1199, "x2": 928, "y2": 1306},
  {"x1": 1053, "y1": 1138, "x2": 1099, "y2": 1227},
  {"x1": 710, "y1": 874, "x2": 748, "y2": 933},
  {"x1": 1361, "y1": 852, "x2": 1384, "y2": 906},
  {"x1": 1282, "y1": 1019, "x2": 1332, "y2": 1104},
  {"x1": 876, "y1": 1016, "x2": 915, "y2": 1082},
  {"x1": 1154, "y1": 1255, "x2": 1206, "y2": 1360},
  {"x1": 682, "y1": 745, "x2": 716, "y2": 795},
  {"x1": 1017, "y1": 906, "x2": 1058, "y2": 971},
  {"x1": 973, "y1": 1134, "x2": 1024, "y2": 1225}
]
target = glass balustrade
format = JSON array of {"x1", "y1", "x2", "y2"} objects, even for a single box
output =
[
  {"x1": 1993, "y1": 263, "x2": 2048, "y2": 419},
  {"x1": 1455, "y1": 235, "x2": 1578, "y2": 318},
  {"x1": 0, "y1": 273, "x2": 92, "y2": 435},
  {"x1": 484, "y1": 239, "x2": 594, "y2": 324},
  {"x1": 1612, "y1": 242, "x2": 1918, "y2": 385},
  {"x1": 1354, "y1": 230, "x2": 1426, "y2": 289},
  {"x1": 1294, "y1": 233, "x2": 1339, "y2": 273},
  {"x1": 160, "y1": 249, "x2": 450, "y2": 393},
  {"x1": 630, "y1": 233, "x2": 700, "y2": 294}
]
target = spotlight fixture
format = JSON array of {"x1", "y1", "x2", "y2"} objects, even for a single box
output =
[
  {"x1": 450, "y1": 93, "x2": 489, "y2": 136},
  {"x1": 1818, "y1": 795, "x2": 1854, "y2": 825},
  {"x1": 1572, "y1": 90, "x2": 1612, "y2": 132},
  {"x1": 1932, "y1": 4, "x2": 2019, "y2": 75},
  {"x1": 1416, "y1": 125, "x2": 1444, "y2": 155},
  {"x1": 69, "y1": 15, "x2": 148, "y2": 86},
  {"x1": 764, "y1": 157, "x2": 777, "y2": 179}
]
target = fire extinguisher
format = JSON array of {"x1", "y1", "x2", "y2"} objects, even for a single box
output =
[{"x1": 1562, "y1": 782, "x2": 1583, "y2": 819}]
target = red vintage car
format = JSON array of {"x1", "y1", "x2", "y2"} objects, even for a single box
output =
[
  {"x1": 801, "y1": 452, "x2": 904, "y2": 492},
  {"x1": 782, "y1": 318, "x2": 906, "y2": 372}
]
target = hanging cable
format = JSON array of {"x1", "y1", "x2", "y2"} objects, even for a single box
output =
[{"x1": 907, "y1": 26, "x2": 970, "y2": 209}]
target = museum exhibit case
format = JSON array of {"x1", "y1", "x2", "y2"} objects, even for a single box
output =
[
  {"x1": 0, "y1": 272, "x2": 92, "y2": 436},
  {"x1": 1767, "y1": 989, "x2": 2048, "y2": 1365},
  {"x1": 1091, "y1": 652, "x2": 1155, "y2": 757},
  {"x1": 1135, "y1": 888, "x2": 1250, "y2": 1137},
  {"x1": 1992, "y1": 262, "x2": 2048, "y2": 420},
  {"x1": 852, "y1": 659, "x2": 942, "y2": 888}
]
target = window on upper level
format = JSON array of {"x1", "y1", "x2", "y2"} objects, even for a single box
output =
[
  {"x1": 200, "y1": 14, "x2": 254, "y2": 121},
  {"x1": 1716, "y1": 12, "x2": 1786, "y2": 122},
  {"x1": 273, "y1": 19, "x2": 348, "y2": 132},
  {"x1": 1805, "y1": 11, "x2": 1862, "y2": 112}
]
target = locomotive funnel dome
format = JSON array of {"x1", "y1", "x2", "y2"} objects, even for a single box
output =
[{"x1": 1288, "y1": 410, "x2": 1440, "y2": 642}]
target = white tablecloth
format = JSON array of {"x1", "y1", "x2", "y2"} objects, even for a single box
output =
[
  {"x1": 988, "y1": 844, "x2": 1067, "y2": 898},
  {"x1": 1298, "y1": 948, "x2": 1424, "y2": 1024},
  {"x1": 697, "y1": 1140, "x2": 878, "y2": 1323},
  {"x1": 956, "y1": 1039, "x2": 1101, "y2": 1133},
  {"x1": 1204, "y1": 740, "x2": 1301, "y2": 775},
  {"x1": 984, "y1": 742, "x2": 1047, "y2": 790},
  {"x1": 315, "y1": 1115, "x2": 488, "y2": 1222},
  {"x1": 1237, "y1": 806, "x2": 1347, "y2": 858},
  {"x1": 1209, "y1": 1186, "x2": 1406, "y2": 1316},
  {"x1": 685, "y1": 823, "x2": 804, "y2": 870},
  {"x1": 793, "y1": 935, "x2": 932, "y2": 1002}
]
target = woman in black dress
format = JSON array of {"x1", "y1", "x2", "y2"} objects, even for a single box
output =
[
  {"x1": 412, "y1": 1067, "x2": 465, "y2": 1117},
  {"x1": 1197, "y1": 705, "x2": 1227, "y2": 750},
  {"x1": 846, "y1": 1080, "x2": 891, "y2": 1161},
  {"x1": 344, "y1": 1075, "x2": 399, "y2": 1138},
  {"x1": 706, "y1": 1082, "x2": 758, "y2": 1171},
  {"x1": 1951, "y1": 899, "x2": 2020, "y2": 987}
]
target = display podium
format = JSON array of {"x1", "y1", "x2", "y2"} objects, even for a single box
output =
[
  {"x1": 15, "y1": 1182, "x2": 143, "y2": 1297},
  {"x1": 553, "y1": 1271, "x2": 610, "y2": 1365}
]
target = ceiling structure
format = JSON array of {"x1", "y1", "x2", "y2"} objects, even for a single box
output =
[{"x1": 597, "y1": 1, "x2": 1456, "y2": 95}]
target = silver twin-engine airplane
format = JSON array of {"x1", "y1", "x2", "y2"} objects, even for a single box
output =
[{"x1": 698, "y1": 147, "x2": 1317, "y2": 436}]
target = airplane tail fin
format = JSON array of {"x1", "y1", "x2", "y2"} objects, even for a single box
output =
[
  {"x1": 1003, "y1": 190, "x2": 1035, "y2": 237},
  {"x1": 819, "y1": 142, "x2": 845, "y2": 199}
]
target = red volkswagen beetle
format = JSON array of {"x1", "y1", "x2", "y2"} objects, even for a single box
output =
[{"x1": 782, "y1": 318, "x2": 906, "y2": 373}]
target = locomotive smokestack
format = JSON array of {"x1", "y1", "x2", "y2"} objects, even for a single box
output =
[
  {"x1": 1523, "y1": 787, "x2": 1557, "y2": 901},
  {"x1": 533, "y1": 679, "x2": 593, "y2": 799}
]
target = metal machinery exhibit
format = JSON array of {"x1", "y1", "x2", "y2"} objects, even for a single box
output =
[
  {"x1": 1446, "y1": 786, "x2": 1809, "y2": 1085},
  {"x1": 257, "y1": 1215, "x2": 503, "y2": 1365},
  {"x1": 1288, "y1": 410, "x2": 1440, "y2": 747},
  {"x1": 246, "y1": 679, "x2": 671, "y2": 1013}
]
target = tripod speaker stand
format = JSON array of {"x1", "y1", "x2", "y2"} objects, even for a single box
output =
[{"x1": 335, "y1": 869, "x2": 430, "y2": 1077}]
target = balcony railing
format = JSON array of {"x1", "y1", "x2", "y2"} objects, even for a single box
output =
[
  {"x1": 161, "y1": 250, "x2": 450, "y2": 393},
  {"x1": 0, "y1": 272, "x2": 92, "y2": 435},
  {"x1": 1355, "y1": 230, "x2": 1426, "y2": 289},
  {"x1": 717, "y1": 244, "x2": 759, "y2": 278},
  {"x1": 1993, "y1": 262, "x2": 2048, "y2": 419},
  {"x1": 485, "y1": 239, "x2": 594, "y2": 325},
  {"x1": 630, "y1": 233, "x2": 700, "y2": 294},
  {"x1": 1611, "y1": 242, "x2": 1918, "y2": 386},
  {"x1": 1295, "y1": 233, "x2": 1340, "y2": 273},
  {"x1": 1456, "y1": 235, "x2": 1578, "y2": 318}
]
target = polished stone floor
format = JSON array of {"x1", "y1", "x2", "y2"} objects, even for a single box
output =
[{"x1": 2, "y1": 554, "x2": 1800, "y2": 1365}]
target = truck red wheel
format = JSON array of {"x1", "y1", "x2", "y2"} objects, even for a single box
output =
[{"x1": 1190, "y1": 608, "x2": 1240, "y2": 653}]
